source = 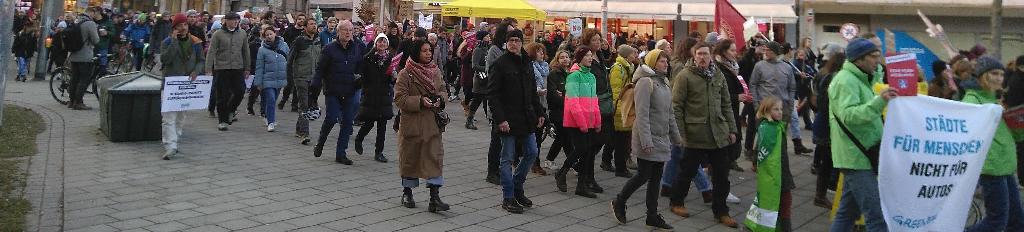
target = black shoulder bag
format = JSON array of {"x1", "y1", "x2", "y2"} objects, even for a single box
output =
[{"x1": 832, "y1": 112, "x2": 881, "y2": 173}]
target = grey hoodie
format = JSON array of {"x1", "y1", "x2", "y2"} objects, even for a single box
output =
[
  {"x1": 69, "y1": 15, "x2": 99, "y2": 63},
  {"x1": 749, "y1": 58, "x2": 797, "y2": 118},
  {"x1": 630, "y1": 65, "x2": 682, "y2": 162}
]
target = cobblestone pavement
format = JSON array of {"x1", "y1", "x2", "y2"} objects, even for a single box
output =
[{"x1": 7, "y1": 68, "x2": 831, "y2": 232}]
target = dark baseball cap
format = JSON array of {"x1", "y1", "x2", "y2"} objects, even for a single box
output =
[{"x1": 224, "y1": 12, "x2": 240, "y2": 20}]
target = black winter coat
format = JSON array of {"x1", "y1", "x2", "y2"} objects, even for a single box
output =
[
  {"x1": 313, "y1": 40, "x2": 366, "y2": 97},
  {"x1": 546, "y1": 68, "x2": 569, "y2": 124},
  {"x1": 1005, "y1": 70, "x2": 1024, "y2": 107},
  {"x1": 357, "y1": 51, "x2": 396, "y2": 121},
  {"x1": 13, "y1": 31, "x2": 36, "y2": 58},
  {"x1": 718, "y1": 61, "x2": 744, "y2": 139},
  {"x1": 487, "y1": 51, "x2": 544, "y2": 136},
  {"x1": 739, "y1": 49, "x2": 760, "y2": 83}
]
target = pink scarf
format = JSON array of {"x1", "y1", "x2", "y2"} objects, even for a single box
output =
[{"x1": 404, "y1": 59, "x2": 440, "y2": 94}]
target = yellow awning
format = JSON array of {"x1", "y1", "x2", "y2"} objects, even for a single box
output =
[{"x1": 441, "y1": 0, "x2": 547, "y2": 20}]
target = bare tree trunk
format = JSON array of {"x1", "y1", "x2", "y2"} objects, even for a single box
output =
[{"x1": 992, "y1": 0, "x2": 1003, "y2": 59}]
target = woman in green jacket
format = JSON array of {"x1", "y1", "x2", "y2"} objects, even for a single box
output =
[{"x1": 962, "y1": 56, "x2": 1024, "y2": 232}]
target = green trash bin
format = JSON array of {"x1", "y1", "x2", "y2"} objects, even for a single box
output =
[{"x1": 98, "y1": 71, "x2": 164, "y2": 142}]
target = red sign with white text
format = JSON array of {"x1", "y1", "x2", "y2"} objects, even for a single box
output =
[{"x1": 886, "y1": 53, "x2": 920, "y2": 96}]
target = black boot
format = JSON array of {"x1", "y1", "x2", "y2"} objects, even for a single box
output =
[
  {"x1": 427, "y1": 185, "x2": 450, "y2": 212},
  {"x1": 486, "y1": 174, "x2": 500, "y2": 185},
  {"x1": 465, "y1": 117, "x2": 478, "y2": 130},
  {"x1": 313, "y1": 145, "x2": 324, "y2": 158},
  {"x1": 646, "y1": 213, "x2": 674, "y2": 231},
  {"x1": 401, "y1": 187, "x2": 416, "y2": 208},
  {"x1": 554, "y1": 168, "x2": 568, "y2": 192},
  {"x1": 793, "y1": 139, "x2": 813, "y2": 154},
  {"x1": 501, "y1": 198, "x2": 524, "y2": 214},
  {"x1": 588, "y1": 180, "x2": 604, "y2": 193},
  {"x1": 374, "y1": 153, "x2": 388, "y2": 163},
  {"x1": 610, "y1": 198, "x2": 627, "y2": 224},
  {"x1": 354, "y1": 139, "x2": 364, "y2": 155},
  {"x1": 575, "y1": 179, "x2": 597, "y2": 198},
  {"x1": 514, "y1": 190, "x2": 533, "y2": 208}
]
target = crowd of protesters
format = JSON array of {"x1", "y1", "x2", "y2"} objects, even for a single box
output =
[{"x1": 16, "y1": 6, "x2": 1024, "y2": 231}]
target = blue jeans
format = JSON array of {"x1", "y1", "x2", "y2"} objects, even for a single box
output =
[
  {"x1": 132, "y1": 46, "x2": 144, "y2": 71},
  {"x1": 402, "y1": 176, "x2": 444, "y2": 188},
  {"x1": 967, "y1": 175, "x2": 1024, "y2": 232},
  {"x1": 316, "y1": 93, "x2": 361, "y2": 158},
  {"x1": 260, "y1": 88, "x2": 279, "y2": 124},
  {"x1": 661, "y1": 145, "x2": 711, "y2": 192},
  {"x1": 96, "y1": 48, "x2": 109, "y2": 74},
  {"x1": 789, "y1": 108, "x2": 801, "y2": 140},
  {"x1": 499, "y1": 134, "x2": 538, "y2": 199},
  {"x1": 831, "y1": 169, "x2": 888, "y2": 232},
  {"x1": 16, "y1": 57, "x2": 28, "y2": 76}
]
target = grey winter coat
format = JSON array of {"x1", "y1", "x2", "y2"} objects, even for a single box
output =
[
  {"x1": 254, "y1": 37, "x2": 290, "y2": 89},
  {"x1": 206, "y1": 27, "x2": 252, "y2": 71},
  {"x1": 484, "y1": 45, "x2": 505, "y2": 73},
  {"x1": 631, "y1": 65, "x2": 682, "y2": 162},
  {"x1": 472, "y1": 44, "x2": 490, "y2": 94},
  {"x1": 749, "y1": 58, "x2": 797, "y2": 119}
]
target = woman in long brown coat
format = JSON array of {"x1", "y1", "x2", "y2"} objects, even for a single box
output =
[{"x1": 394, "y1": 40, "x2": 450, "y2": 213}]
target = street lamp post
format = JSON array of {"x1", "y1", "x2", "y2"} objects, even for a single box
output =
[
  {"x1": 33, "y1": 0, "x2": 61, "y2": 81},
  {"x1": 0, "y1": 0, "x2": 17, "y2": 126}
]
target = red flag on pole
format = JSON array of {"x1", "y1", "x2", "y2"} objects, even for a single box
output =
[{"x1": 715, "y1": 0, "x2": 747, "y2": 51}]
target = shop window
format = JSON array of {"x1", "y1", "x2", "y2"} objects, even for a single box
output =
[{"x1": 823, "y1": 25, "x2": 840, "y2": 33}]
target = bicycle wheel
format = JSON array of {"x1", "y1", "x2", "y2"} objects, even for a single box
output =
[
  {"x1": 966, "y1": 194, "x2": 985, "y2": 227},
  {"x1": 49, "y1": 67, "x2": 72, "y2": 105}
]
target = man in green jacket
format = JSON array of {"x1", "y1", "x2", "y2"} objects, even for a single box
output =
[
  {"x1": 828, "y1": 38, "x2": 898, "y2": 231},
  {"x1": 160, "y1": 13, "x2": 205, "y2": 160},
  {"x1": 668, "y1": 42, "x2": 739, "y2": 227}
]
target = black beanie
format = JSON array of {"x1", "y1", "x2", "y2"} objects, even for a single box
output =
[{"x1": 507, "y1": 29, "x2": 524, "y2": 41}]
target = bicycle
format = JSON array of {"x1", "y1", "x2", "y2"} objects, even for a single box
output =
[
  {"x1": 109, "y1": 43, "x2": 133, "y2": 74},
  {"x1": 49, "y1": 57, "x2": 107, "y2": 105}
]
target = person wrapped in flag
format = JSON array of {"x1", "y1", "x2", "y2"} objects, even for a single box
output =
[{"x1": 745, "y1": 96, "x2": 795, "y2": 232}]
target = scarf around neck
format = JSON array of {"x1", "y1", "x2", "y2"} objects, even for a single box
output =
[
  {"x1": 404, "y1": 58, "x2": 440, "y2": 94},
  {"x1": 688, "y1": 60, "x2": 718, "y2": 80},
  {"x1": 716, "y1": 56, "x2": 739, "y2": 75}
]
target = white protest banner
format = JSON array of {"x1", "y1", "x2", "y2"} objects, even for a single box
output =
[
  {"x1": 161, "y1": 76, "x2": 214, "y2": 112},
  {"x1": 568, "y1": 18, "x2": 583, "y2": 38},
  {"x1": 418, "y1": 13, "x2": 434, "y2": 29},
  {"x1": 879, "y1": 96, "x2": 1002, "y2": 231}
]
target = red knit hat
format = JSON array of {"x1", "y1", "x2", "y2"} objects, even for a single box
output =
[{"x1": 171, "y1": 13, "x2": 187, "y2": 28}]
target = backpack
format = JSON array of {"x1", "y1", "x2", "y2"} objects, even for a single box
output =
[
  {"x1": 61, "y1": 21, "x2": 86, "y2": 52},
  {"x1": 618, "y1": 79, "x2": 639, "y2": 129},
  {"x1": 614, "y1": 63, "x2": 639, "y2": 129}
]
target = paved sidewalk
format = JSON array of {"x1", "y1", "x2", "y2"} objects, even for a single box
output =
[{"x1": 7, "y1": 69, "x2": 831, "y2": 232}]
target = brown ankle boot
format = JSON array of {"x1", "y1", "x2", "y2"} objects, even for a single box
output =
[
  {"x1": 670, "y1": 205, "x2": 690, "y2": 218},
  {"x1": 531, "y1": 163, "x2": 547, "y2": 176},
  {"x1": 717, "y1": 215, "x2": 738, "y2": 228}
]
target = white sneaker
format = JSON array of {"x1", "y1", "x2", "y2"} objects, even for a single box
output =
[
  {"x1": 267, "y1": 123, "x2": 276, "y2": 132},
  {"x1": 543, "y1": 160, "x2": 560, "y2": 170},
  {"x1": 727, "y1": 193, "x2": 741, "y2": 204},
  {"x1": 217, "y1": 123, "x2": 228, "y2": 131},
  {"x1": 162, "y1": 149, "x2": 177, "y2": 160}
]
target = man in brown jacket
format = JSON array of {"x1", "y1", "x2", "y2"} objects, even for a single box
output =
[{"x1": 205, "y1": 12, "x2": 251, "y2": 131}]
